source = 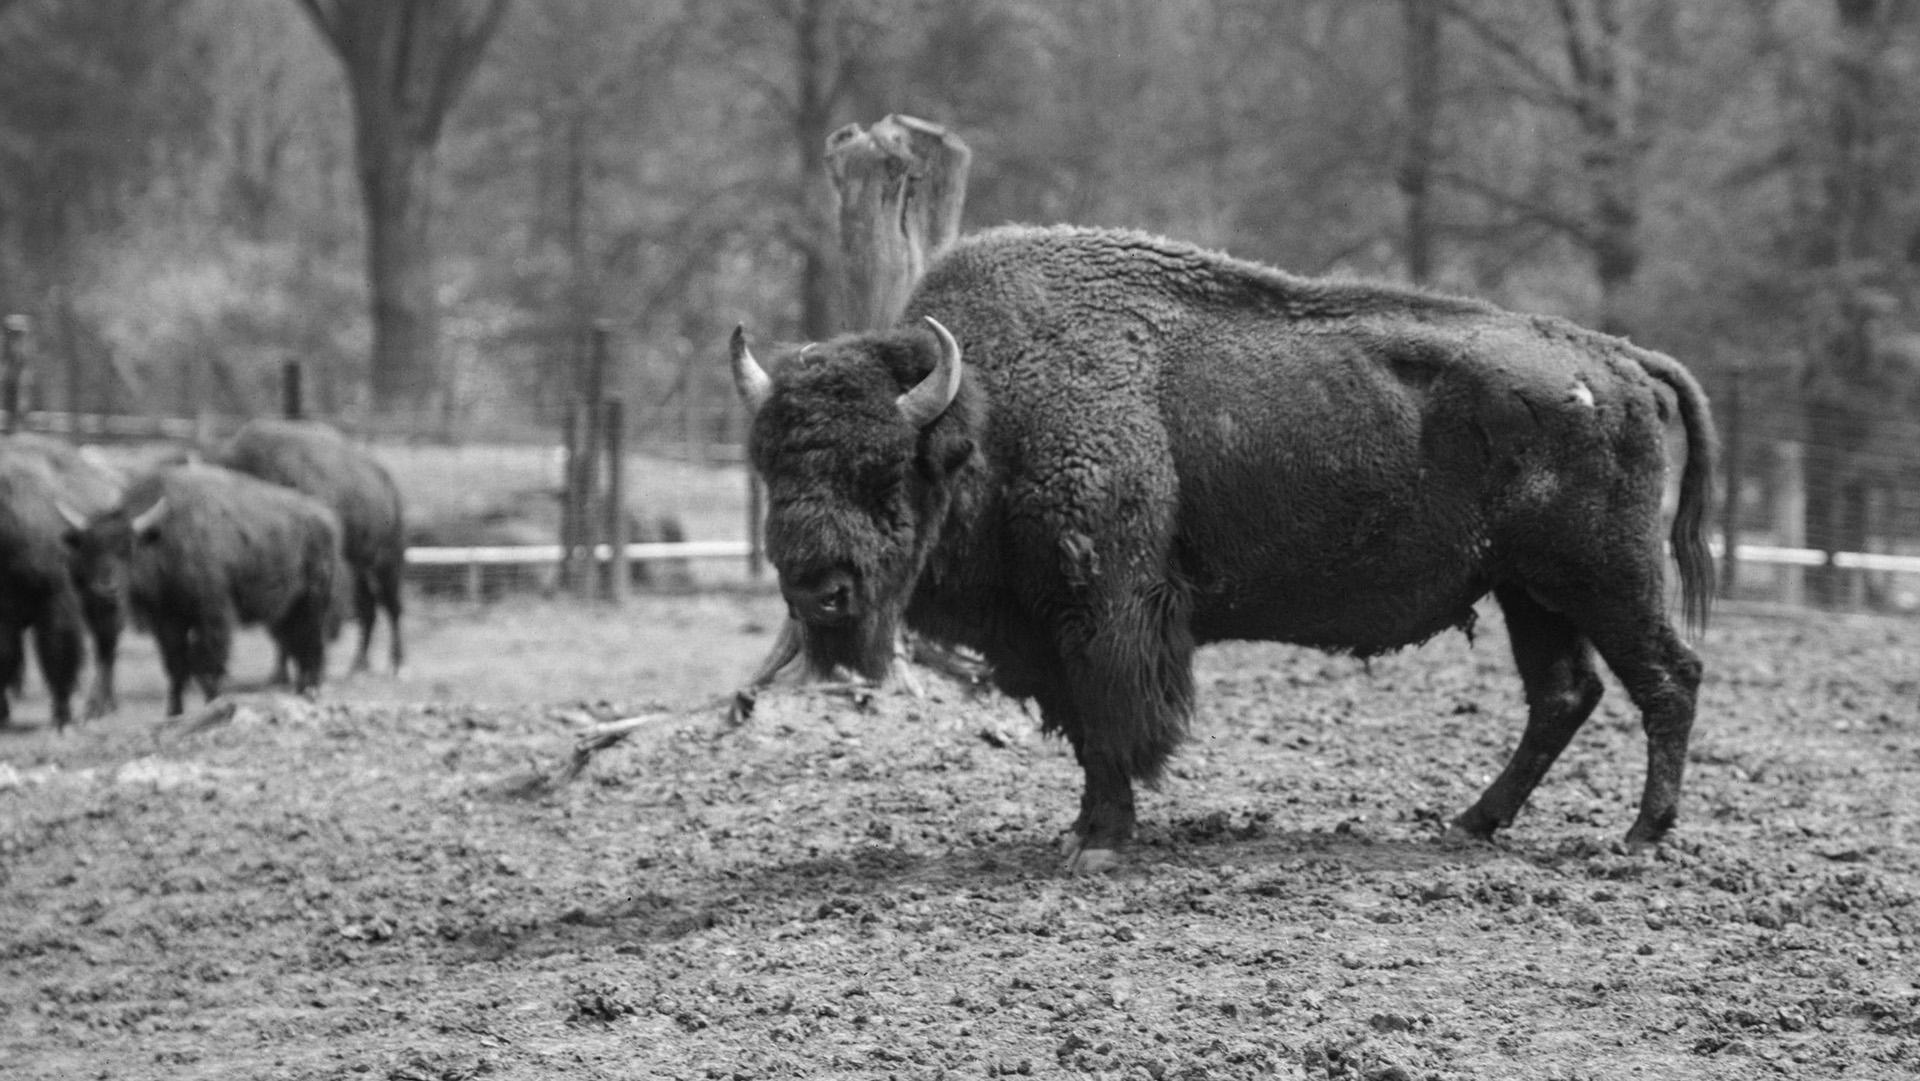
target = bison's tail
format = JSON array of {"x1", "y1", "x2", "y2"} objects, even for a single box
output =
[{"x1": 1636, "y1": 348, "x2": 1718, "y2": 636}]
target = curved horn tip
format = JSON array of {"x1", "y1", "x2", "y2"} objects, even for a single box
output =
[
  {"x1": 729, "y1": 324, "x2": 774, "y2": 413},
  {"x1": 56, "y1": 501, "x2": 89, "y2": 532},
  {"x1": 131, "y1": 496, "x2": 169, "y2": 536},
  {"x1": 897, "y1": 317, "x2": 965, "y2": 428}
]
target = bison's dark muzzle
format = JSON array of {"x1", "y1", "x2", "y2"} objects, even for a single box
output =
[{"x1": 781, "y1": 568, "x2": 860, "y2": 628}]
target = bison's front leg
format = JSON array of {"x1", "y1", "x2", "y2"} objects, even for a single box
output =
[
  {"x1": 1037, "y1": 594, "x2": 1194, "y2": 873},
  {"x1": 1060, "y1": 751, "x2": 1136, "y2": 874}
]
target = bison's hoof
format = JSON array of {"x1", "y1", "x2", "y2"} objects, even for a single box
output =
[
  {"x1": 1619, "y1": 832, "x2": 1664, "y2": 857},
  {"x1": 1065, "y1": 846, "x2": 1120, "y2": 875},
  {"x1": 1440, "y1": 819, "x2": 1496, "y2": 848},
  {"x1": 1057, "y1": 831, "x2": 1121, "y2": 874}
]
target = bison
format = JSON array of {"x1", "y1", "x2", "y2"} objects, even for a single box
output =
[
  {"x1": 0, "y1": 434, "x2": 126, "y2": 727},
  {"x1": 73, "y1": 462, "x2": 343, "y2": 716},
  {"x1": 731, "y1": 224, "x2": 1715, "y2": 872},
  {"x1": 214, "y1": 419, "x2": 405, "y2": 674}
]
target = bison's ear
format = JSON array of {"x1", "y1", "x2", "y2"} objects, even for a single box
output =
[{"x1": 918, "y1": 434, "x2": 976, "y2": 482}]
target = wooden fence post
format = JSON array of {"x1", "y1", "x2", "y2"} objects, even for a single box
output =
[
  {"x1": 604, "y1": 395, "x2": 628, "y2": 605},
  {"x1": 1773, "y1": 440, "x2": 1806, "y2": 607},
  {"x1": 562, "y1": 323, "x2": 614, "y2": 599},
  {"x1": 2, "y1": 314, "x2": 28, "y2": 433},
  {"x1": 567, "y1": 399, "x2": 598, "y2": 600},
  {"x1": 747, "y1": 471, "x2": 765, "y2": 580},
  {"x1": 1719, "y1": 367, "x2": 1743, "y2": 594},
  {"x1": 283, "y1": 360, "x2": 305, "y2": 420},
  {"x1": 560, "y1": 404, "x2": 583, "y2": 592}
]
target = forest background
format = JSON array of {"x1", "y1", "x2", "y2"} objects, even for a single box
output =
[{"x1": 2, "y1": 0, "x2": 1919, "y2": 607}]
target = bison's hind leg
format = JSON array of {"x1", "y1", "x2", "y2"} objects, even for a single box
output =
[
  {"x1": 275, "y1": 593, "x2": 332, "y2": 696},
  {"x1": 1450, "y1": 584, "x2": 1605, "y2": 843},
  {"x1": 0, "y1": 622, "x2": 25, "y2": 725},
  {"x1": 352, "y1": 562, "x2": 405, "y2": 674},
  {"x1": 377, "y1": 562, "x2": 404, "y2": 673},
  {"x1": 350, "y1": 566, "x2": 377, "y2": 673},
  {"x1": 1586, "y1": 614, "x2": 1701, "y2": 851}
]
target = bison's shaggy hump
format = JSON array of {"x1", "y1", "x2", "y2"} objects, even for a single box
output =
[
  {"x1": 742, "y1": 222, "x2": 1715, "y2": 873},
  {"x1": 931, "y1": 224, "x2": 1503, "y2": 325}
]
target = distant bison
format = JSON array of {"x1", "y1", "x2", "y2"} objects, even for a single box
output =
[
  {"x1": 0, "y1": 435, "x2": 127, "y2": 727},
  {"x1": 75, "y1": 463, "x2": 343, "y2": 716},
  {"x1": 732, "y1": 224, "x2": 1715, "y2": 871},
  {"x1": 215, "y1": 419, "x2": 405, "y2": 674}
]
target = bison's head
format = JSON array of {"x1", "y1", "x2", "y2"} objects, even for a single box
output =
[
  {"x1": 59, "y1": 497, "x2": 166, "y2": 612},
  {"x1": 733, "y1": 318, "x2": 977, "y2": 682}
]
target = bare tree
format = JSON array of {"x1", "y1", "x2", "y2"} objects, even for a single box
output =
[
  {"x1": 295, "y1": 0, "x2": 511, "y2": 416},
  {"x1": 1440, "y1": 0, "x2": 1659, "y2": 333},
  {"x1": 1400, "y1": 0, "x2": 1445, "y2": 284},
  {"x1": 1798, "y1": 0, "x2": 1918, "y2": 604}
]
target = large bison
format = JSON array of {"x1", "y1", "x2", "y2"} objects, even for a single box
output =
[
  {"x1": 214, "y1": 419, "x2": 405, "y2": 674},
  {"x1": 73, "y1": 463, "x2": 343, "y2": 716},
  {"x1": 0, "y1": 434, "x2": 126, "y2": 727},
  {"x1": 731, "y1": 224, "x2": 1715, "y2": 872}
]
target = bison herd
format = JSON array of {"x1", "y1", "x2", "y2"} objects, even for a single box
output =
[
  {"x1": 8, "y1": 223, "x2": 1725, "y2": 872},
  {"x1": 0, "y1": 419, "x2": 404, "y2": 725}
]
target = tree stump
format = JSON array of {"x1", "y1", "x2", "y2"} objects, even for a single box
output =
[
  {"x1": 735, "y1": 116, "x2": 972, "y2": 711},
  {"x1": 825, "y1": 114, "x2": 972, "y2": 330}
]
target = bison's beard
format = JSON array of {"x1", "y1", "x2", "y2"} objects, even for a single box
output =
[{"x1": 798, "y1": 608, "x2": 900, "y2": 684}]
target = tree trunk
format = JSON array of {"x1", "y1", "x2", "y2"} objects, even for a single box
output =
[
  {"x1": 359, "y1": 134, "x2": 441, "y2": 415},
  {"x1": 791, "y1": 0, "x2": 841, "y2": 342},
  {"x1": 1801, "y1": 0, "x2": 1891, "y2": 606},
  {"x1": 1556, "y1": 0, "x2": 1643, "y2": 335},
  {"x1": 1399, "y1": 0, "x2": 1443, "y2": 284},
  {"x1": 295, "y1": 0, "x2": 511, "y2": 417}
]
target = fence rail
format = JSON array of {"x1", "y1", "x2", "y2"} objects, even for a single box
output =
[
  {"x1": 13, "y1": 409, "x2": 1920, "y2": 610},
  {"x1": 404, "y1": 540, "x2": 753, "y2": 566},
  {"x1": 1717, "y1": 541, "x2": 1920, "y2": 574}
]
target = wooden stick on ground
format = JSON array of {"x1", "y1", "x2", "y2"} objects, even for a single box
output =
[{"x1": 492, "y1": 707, "x2": 712, "y2": 799}]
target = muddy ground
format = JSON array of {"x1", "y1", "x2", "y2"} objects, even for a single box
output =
[{"x1": 2, "y1": 593, "x2": 1917, "y2": 1080}]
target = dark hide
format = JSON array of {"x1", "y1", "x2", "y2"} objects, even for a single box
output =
[
  {"x1": 216, "y1": 419, "x2": 406, "y2": 674},
  {"x1": 0, "y1": 436, "x2": 126, "y2": 727},
  {"x1": 739, "y1": 224, "x2": 1715, "y2": 870},
  {"x1": 79, "y1": 463, "x2": 343, "y2": 716}
]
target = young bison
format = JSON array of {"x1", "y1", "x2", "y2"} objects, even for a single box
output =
[{"x1": 75, "y1": 463, "x2": 343, "y2": 716}]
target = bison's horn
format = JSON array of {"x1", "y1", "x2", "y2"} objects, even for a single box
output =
[
  {"x1": 55, "y1": 501, "x2": 89, "y2": 532},
  {"x1": 730, "y1": 325, "x2": 773, "y2": 416},
  {"x1": 897, "y1": 317, "x2": 963, "y2": 429},
  {"x1": 130, "y1": 497, "x2": 169, "y2": 536}
]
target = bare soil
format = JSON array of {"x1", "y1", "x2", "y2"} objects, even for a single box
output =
[{"x1": 2, "y1": 594, "x2": 1917, "y2": 1080}]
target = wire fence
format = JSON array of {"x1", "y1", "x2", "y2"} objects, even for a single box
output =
[{"x1": 8, "y1": 397, "x2": 1920, "y2": 615}]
